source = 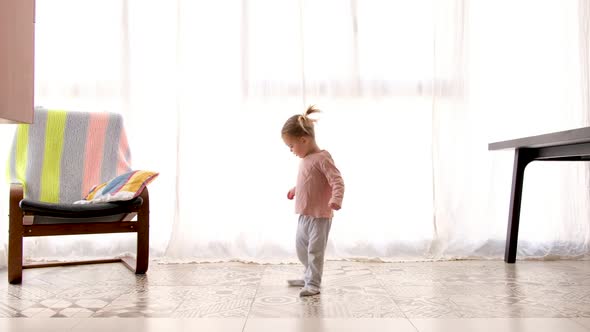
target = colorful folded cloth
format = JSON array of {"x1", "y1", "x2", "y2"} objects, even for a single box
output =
[{"x1": 7, "y1": 107, "x2": 132, "y2": 203}]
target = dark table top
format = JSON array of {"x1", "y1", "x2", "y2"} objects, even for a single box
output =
[{"x1": 489, "y1": 126, "x2": 590, "y2": 150}]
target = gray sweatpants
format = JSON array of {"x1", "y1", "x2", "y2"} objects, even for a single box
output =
[{"x1": 296, "y1": 215, "x2": 332, "y2": 289}]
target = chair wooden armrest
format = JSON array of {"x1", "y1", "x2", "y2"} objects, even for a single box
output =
[{"x1": 8, "y1": 184, "x2": 24, "y2": 284}]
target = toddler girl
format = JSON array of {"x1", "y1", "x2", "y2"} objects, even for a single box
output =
[{"x1": 281, "y1": 105, "x2": 345, "y2": 297}]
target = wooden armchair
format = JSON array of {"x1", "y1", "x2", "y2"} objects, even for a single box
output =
[{"x1": 7, "y1": 108, "x2": 150, "y2": 284}]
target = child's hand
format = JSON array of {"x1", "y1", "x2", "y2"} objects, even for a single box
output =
[
  {"x1": 329, "y1": 202, "x2": 341, "y2": 210},
  {"x1": 287, "y1": 187, "x2": 296, "y2": 200}
]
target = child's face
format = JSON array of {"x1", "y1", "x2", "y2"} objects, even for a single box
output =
[{"x1": 282, "y1": 134, "x2": 308, "y2": 158}]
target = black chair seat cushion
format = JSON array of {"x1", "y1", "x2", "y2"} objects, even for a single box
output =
[{"x1": 20, "y1": 197, "x2": 143, "y2": 218}]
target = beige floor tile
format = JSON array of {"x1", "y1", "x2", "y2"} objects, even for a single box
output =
[
  {"x1": 411, "y1": 318, "x2": 589, "y2": 332},
  {"x1": 0, "y1": 318, "x2": 82, "y2": 331},
  {"x1": 244, "y1": 318, "x2": 417, "y2": 332},
  {"x1": 450, "y1": 294, "x2": 565, "y2": 318},
  {"x1": 571, "y1": 318, "x2": 590, "y2": 330},
  {"x1": 72, "y1": 318, "x2": 246, "y2": 331}
]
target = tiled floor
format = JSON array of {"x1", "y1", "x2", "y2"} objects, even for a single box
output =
[{"x1": 0, "y1": 260, "x2": 589, "y2": 331}]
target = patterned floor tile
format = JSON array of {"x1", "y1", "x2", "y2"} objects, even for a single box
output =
[
  {"x1": 249, "y1": 285, "x2": 404, "y2": 318},
  {"x1": 1, "y1": 260, "x2": 590, "y2": 320},
  {"x1": 542, "y1": 290, "x2": 590, "y2": 318},
  {"x1": 0, "y1": 297, "x2": 37, "y2": 314},
  {"x1": 393, "y1": 296, "x2": 463, "y2": 318},
  {"x1": 121, "y1": 284, "x2": 258, "y2": 302},
  {"x1": 58, "y1": 307, "x2": 95, "y2": 318},
  {"x1": 178, "y1": 265, "x2": 264, "y2": 287},
  {"x1": 93, "y1": 299, "x2": 182, "y2": 318},
  {"x1": 451, "y1": 294, "x2": 566, "y2": 318},
  {"x1": 258, "y1": 266, "x2": 305, "y2": 287},
  {"x1": 0, "y1": 303, "x2": 23, "y2": 318},
  {"x1": 173, "y1": 298, "x2": 252, "y2": 318}
]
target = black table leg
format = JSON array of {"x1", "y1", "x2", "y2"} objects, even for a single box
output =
[{"x1": 505, "y1": 148, "x2": 535, "y2": 263}]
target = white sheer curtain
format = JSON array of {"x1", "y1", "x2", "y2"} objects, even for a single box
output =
[
  {"x1": 166, "y1": 0, "x2": 436, "y2": 262},
  {"x1": 432, "y1": 0, "x2": 590, "y2": 259},
  {"x1": 0, "y1": 0, "x2": 589, "y2": 268}
]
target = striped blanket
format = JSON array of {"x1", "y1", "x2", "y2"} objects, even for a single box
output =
[{"x1": 7, "y1": 107, "x2": 132, "y2": 203}]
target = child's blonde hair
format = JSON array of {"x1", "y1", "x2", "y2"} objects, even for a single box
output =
[{"x1": 282, "y1": 105, "x2": 321, "y2": 138}]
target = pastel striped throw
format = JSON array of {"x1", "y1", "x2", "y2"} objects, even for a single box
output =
[
  {"x1": 77, "y1": 170, "x2": 158, "y2": 204},
  {"x1": 7, "y1": 107, "x2": 132, "y2": 203}
]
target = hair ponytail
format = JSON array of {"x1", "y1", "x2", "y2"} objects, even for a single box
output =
[
  {"x1": 305, "y1": 105, "x2": 320, "y2": 118},
  {"x1": 282, "y1": 105, "x2": 321, "y2": 138}
]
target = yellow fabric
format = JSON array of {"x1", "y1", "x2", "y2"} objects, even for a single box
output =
[
  {"x1": 40, "y1": 110, "x2": 67, "y2": 203},
  {"x1": 6, "y1": 125, "x2": 29, "y2": 187},
  {"x1": 15, "y1": 125, "x2": 29, "y2": 183}
]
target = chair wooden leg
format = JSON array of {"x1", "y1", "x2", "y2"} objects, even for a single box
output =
[
  {"x1": 8, "y1": 185, "x2": 24, "y2": 284},
  {"x1": 135, "y1": 188, "x2": 150, "y2": 274}
]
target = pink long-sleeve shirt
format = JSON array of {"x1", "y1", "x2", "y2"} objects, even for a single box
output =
[{"x1": 295, "y1": 150, "x2": 344, "y2": 218}]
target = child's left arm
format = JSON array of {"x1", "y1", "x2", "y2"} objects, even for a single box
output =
[{"x1": 320, "y1": 157, "x2": 344, "y2": 210}]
